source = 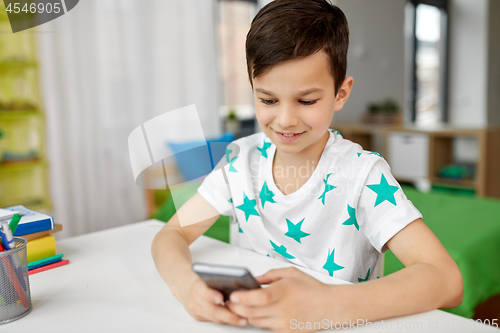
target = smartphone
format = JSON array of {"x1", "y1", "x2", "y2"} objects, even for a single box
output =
[{"x1": 192, "y1": 263, "x2": 261, "y2": 301}]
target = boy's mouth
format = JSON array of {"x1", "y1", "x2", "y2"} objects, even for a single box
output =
[
  {"x1": 275, "y1": 131, "x2": 305, "y2": 137},
  {"x1": 274, "y1": 130, "x2": 305, "y2": 142}
]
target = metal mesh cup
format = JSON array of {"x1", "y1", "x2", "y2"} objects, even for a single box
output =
[{"x1": 0, "y1": 237, "x2": 32, "y2": 324}]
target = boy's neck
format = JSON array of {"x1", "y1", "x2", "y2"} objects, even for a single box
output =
[{"x1": 274, "y1": 130, "x2": 330, "y2": 169}]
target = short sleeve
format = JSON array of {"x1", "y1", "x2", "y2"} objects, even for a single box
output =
[
  {"x1": 197, "y1": 155, "x2": 233, "y2": 216},
  {"x1": 356, "y1": 158, "x2": 423, "y2": 253}
]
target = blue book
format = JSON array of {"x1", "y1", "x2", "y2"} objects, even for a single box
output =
[{"x1": 3, "y1": 205, "x2": 54, "y2": 236}]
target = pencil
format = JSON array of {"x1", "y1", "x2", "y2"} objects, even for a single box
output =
[{"x1": 0, "y1": 241, "x2": 30, "y2": 308}]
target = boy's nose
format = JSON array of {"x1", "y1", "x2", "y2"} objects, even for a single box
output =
[{"x1": 276, "y1": 107, "x2": 299, "y2": 128}]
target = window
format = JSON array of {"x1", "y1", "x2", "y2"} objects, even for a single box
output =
[
  {"x1": 407, "y1": 0, "x2": 449, "y2": 126},
  {"x1": 216, "y1": 0, "x2": 258, "y2": 134}
]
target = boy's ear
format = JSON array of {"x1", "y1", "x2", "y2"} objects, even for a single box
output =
[{"x1": 334, "y1": 76, "x2": 354, "y2": 112}]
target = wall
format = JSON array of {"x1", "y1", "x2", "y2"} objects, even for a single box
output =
[
  {"x1": 333, "y1": 0, "x2": 406, "y2": 124},
  {"x1": 448, "y1": 0, "x2": 489, "y2": 127}
]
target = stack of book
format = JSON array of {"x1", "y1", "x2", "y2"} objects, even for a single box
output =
[{"x1": 1, "y1": 205, "x2": 69, "y2": 275}]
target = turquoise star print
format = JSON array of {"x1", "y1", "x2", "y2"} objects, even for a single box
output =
[
  {"x1": 270, "y1": 240, "x2": 295, "y2": 259},
  {"x1": 342, "y1": 204, "x2": 359, "y2": 230},
  {"x1": 238, "y1": 224, "x2": 243, "y2": 233},
  {"x1": 322, "y1": 248, "x2": 344, "y2": 276},
  {"x1": 257, "y1": 140, "x2": 272, "y2": 158},
  {"x1": 357, "y1": 152, "x2": 362, "y2": 157},
  {"x1": 358, "y1": 268, "x2": 371, "y2": 282},
  {"x1": 259, "y1": 181, "x2": 276, "y2": 208},
  {"x1": 366, "y1": 174, "x2": 399, "y2": 207},
  {"x1": 236, "y1": 192, "x2": 260, "y2": 221},
  {"x1": 229, "y1": 156, "x2": 239, "y2": 172},
  {"x1": 318, "y1": 173, "x2": 336, "y2": 205},
  {"x1": 330, "y1": 129, "x2": 343, "y2": 138},
  {"x1": 225, "y1": 147, "x2": 232, "y2": 163},
  {"x1": 284, "y1": 218, "x2": 310, "y2": 243},
  {"x1": 228, "y1": 198, "x2": 232, "y2": 203},
  {"x1": 369, "y1": 151, "x2": 382, "y2": 158}
]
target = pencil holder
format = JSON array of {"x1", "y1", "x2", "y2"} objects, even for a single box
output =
[{"x1": 0, "y1": 237, "x2": 32, "y2": 324}]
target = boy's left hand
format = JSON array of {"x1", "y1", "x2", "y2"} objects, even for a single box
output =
[{"x1": 226, "y1": 266, "x2": 342, "y2": 333}]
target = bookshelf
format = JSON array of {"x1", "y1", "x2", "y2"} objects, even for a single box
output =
[
  {"x1": 331, "y1": 123, "x2": 500, "y2": 198},
  {"x1": 0, "y1": 6, "x2": 52, "y2": 210}
]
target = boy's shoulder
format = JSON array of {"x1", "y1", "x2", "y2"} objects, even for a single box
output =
[
  {"x1": 227, "y1": 132, "x2": 270, "y2": 158},
  {"x1": 219, "y1": 132, "x2": 268, "y2": 169},
  {"x1": 327, "y1": 129, "x2": 387, "y2": 176},
  {"x1": 231, "y1": 131, "x2": 268, "y2": 148}
]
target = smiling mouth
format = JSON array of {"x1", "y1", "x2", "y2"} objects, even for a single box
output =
[{"x1": 276, "y1": 131, "x2": 305, "y2": 137}]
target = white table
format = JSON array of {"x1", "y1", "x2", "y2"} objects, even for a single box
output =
[{"x1": 3, "y1": 220, "x2": 497, "y2": 332}]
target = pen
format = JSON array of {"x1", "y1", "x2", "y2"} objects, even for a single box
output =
[
  {"x1": 9, "y1": 214, "x2": 21, "y2": 235},
  {"x1": 0, "y1": 237, "x2": 29, "y2": 308},
  {"x1": 0, "y1": 222, "x2": 27, "y2": 290},
  {"x1": 0, "y1": 256, "x2": 29, "y2": 308},
  {"x1": 0, "y1": 241, "x2": 7, "y2": 306},
  {"x1": 0, "y1": 222, "x2": 14, "y2": 250}
]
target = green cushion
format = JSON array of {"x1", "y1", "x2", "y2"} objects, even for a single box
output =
[
  {"x1": 385, "y1": 185, "x2": 500, "y2": 318},
  {"x1": 153, "y1": 180, "x2": 230, "y2": 244}
]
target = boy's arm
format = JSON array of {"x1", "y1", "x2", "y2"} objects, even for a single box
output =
[
  {"x1": 151, "y1": 192, "x2": 218, "y2": 298},
  {"x1": 151, "y1": 192, "x2": 247, "y2": 326},
  {"x1": 227, "y1": 218, "x2": 463, "y2": 331},
  {"x1": 332, "y1": 218, "x2": 464, "y2": 321}
]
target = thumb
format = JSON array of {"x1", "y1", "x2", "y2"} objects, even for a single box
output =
[{"x1": 255, "y1": 268, "x2": 290, "y2": 284}]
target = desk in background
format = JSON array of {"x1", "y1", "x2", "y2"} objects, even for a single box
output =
[{"x1": 5, "y1": 220, "x2": 497, "y2": 332}]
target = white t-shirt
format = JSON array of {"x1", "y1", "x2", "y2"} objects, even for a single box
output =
[{"x1": 197, "y1": 129, "x2": 422, "y2": 283}]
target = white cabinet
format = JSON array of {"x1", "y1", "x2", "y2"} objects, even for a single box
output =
[{"x1": 388, "y1": 133, "x2": 429, "y2": 181}]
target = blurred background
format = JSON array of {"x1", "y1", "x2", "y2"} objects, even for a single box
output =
[
  {"x1": 0, "y1": 1, "x2": 498, "y2": 232},
  {"x1": 1, "y1": 0, "x2": 500, "y2": 321}
]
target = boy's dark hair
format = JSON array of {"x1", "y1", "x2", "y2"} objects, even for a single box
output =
[{"x1": 246, "y1": 0, "x2": 349, "y2": 95}]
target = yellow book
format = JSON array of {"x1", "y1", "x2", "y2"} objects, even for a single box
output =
[{"x1": 26, "y1": 235, "x2": 56, "y2": 263}]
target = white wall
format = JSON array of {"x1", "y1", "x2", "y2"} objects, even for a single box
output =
[
  {"x1": 333, "y1": 0, "x2": 406, "y2": 124},
  {"x1": 448, "y1": 0, "x2": 489, "y2": 127}
]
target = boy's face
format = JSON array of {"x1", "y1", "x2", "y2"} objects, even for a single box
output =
[{"x1": 252, "y1": 49, "x2": 353, "y2": 157}]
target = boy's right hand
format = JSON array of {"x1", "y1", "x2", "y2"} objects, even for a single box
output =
[{"x1": 179, "y1": 275, "x2": 248, "y2": 327}]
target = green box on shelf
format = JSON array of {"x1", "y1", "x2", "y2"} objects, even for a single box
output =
[{"x1": 432, "y1": 185, "x2": 476, "y2": 197}]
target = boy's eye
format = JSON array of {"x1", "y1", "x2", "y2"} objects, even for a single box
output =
[
  {"x1": 260, "y1": 99, "x2": 318, "y2": 106},
  {"x1": 300, "y1": 100, "x2": 317, "y2": 106},
  {"x1": 260, "y1": 99, "x2": 277, "y2": 105}
]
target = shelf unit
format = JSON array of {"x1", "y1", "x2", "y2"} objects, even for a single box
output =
[
  {"x1": 331, "y1": 123, "x2": 500, "y2": 198},
  {"x1": 0, "y1": 6, "x2": 52, "y2": 210}
]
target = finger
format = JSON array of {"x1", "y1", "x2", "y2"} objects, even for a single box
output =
[
  {"x1": 256, "y1": 275, "x2": 277, "y2": 284},
  {"x1": 201, "y1": 301, "x2": 248, "y2": 326},
  {"x1": 256, "y1": 267, "x2": 297, "y2": 284},
  {"x1": 195, "y1": 280, "x2": 224, "y2": 304},
  {"x1": 229, "y1": 286, "x2": 277, "y2": 306},
  {"x1": 226, "y1": 301, "x2": 274, "y2": 319}
]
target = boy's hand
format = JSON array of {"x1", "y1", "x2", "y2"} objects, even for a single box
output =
[
  {"x1": 178, "y1": 275, "x2": 248, "y2": 327},
  {"x1": 227, "y1": 267, "x2": 339, "y2": 333}
]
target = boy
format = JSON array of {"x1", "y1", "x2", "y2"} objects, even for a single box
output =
[{"x1": 151, "y1": 0, "x2": 463, "y2": 332}]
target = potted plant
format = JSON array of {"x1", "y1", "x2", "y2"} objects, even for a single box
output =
[
  {"x1": 361, "y1": 98, "x2": 402, "y2": 125},
  {"x1": 225, "y1": 108, "x2": 241, "y2": 134}
]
